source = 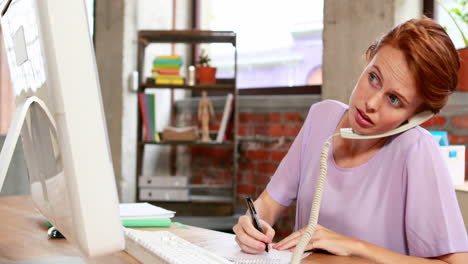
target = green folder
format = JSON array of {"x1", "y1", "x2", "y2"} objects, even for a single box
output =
[
  {"x1": 47, "y1": 218, "x2": 172, "y2": 228},
  {"x1": 121, "y1": 218, "x2": 172, "y2": 227}
]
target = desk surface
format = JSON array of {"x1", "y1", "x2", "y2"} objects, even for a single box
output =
[{"x1": 0, "y1": 196, "x2": 373, "y2": 263}]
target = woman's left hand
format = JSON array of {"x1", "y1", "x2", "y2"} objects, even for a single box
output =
[{"x1": 272, "y1": 224, "x2": 362, "y2": 257}]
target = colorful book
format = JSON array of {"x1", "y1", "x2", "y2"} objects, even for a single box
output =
[
  {"x1": 169, "y1": 79, "x2": 184, "y2": 85},
  {"x1": 155, "y1": 78, "x2": 171, "y2": 85},
  {"x1": 155, "y1": 55, "x2": 181, "y2": 60},
  {"x1": 153, "y1": 96, "x2": 160, "y2": 142},
  {"x1": 224, "y1": 98, "x2": 235, "y2": 142},
  {"x1": 121, "y1": 218, "x2": 171, "y2": 227},
  {"x1": 155, "y1": 78, "x2": 184, "y2": 85},
  {"x1": 153, "y1": 63, "x2": 182, "y2": 69},
  {"x1": 143, "y1": 94, "x2": 154, "y2": 142},
  {"x1": 153, "y1": 59, "x2": 183, "y2": 64},
  {"x1": 149, "y1": 93, "x2": 160, "y2": 142},
  {"x1": 146, "y1": 94, "x2": 155, "y2": 142},
  {"x1": 138, "y1": 93, "x2": 150, "y2": 142},
  {"x1": 216, "y1": 93, "x2": 234, "y2": 143},
  {"x1": 152, "y1": 74, "x2": 183, "y2": 79},
  {"x1": 152, "y1": 69, "x2": 180, "y2": 75}
]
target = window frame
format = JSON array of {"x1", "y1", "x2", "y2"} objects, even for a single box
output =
[{"x1": 191, "y1": 0, "x2": 435, "y2": 96}]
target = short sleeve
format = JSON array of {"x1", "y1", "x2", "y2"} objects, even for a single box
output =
[
  {"x1": 405, "y1": 134, "x2": 468, "y2": 257},
  {"x1": 266, "y1": 104, "x2": 316, "y2": 207}
]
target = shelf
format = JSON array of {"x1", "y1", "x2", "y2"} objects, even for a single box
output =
[
  {"x1": 145, "y1": 195, "x2": 233, "y2": 203},
  {"x1": 147, "y1": 200, "x2": 234, "y2": 216},
  {"x1": 189, "y1": 184, "x2": 232, "y2": 189},
  {"x1": 142, "y1": 78, "x2": 235, "y2": 91},
  {"x1": 136, "y1": 29, "x2": 238, "y2": 213},
  {"x1": 141, "y1": 140, "x2": 234, "y2": 146},
  {"x1": 138, "y1": 30, "x2": 236, "y2": 45}
]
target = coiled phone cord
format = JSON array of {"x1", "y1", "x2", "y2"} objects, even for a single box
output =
[{"x1": 290, "y1": 133, "x2": 339, "y2": 264}]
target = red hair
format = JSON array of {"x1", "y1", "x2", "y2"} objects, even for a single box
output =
[{"x1": 366, "y1": 16, "x2": 459, "y2": 113}]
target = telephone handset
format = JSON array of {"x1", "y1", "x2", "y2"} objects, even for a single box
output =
[
  {"x1": 340, "y1": 110, "x2": 434, "y2": 139},
  {"x1": 290, "y1": 110, "x2": 434, "y2": 263}
]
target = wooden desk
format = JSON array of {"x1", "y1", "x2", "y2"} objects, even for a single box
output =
[{"x1": 0, "y1": 196, "x2": 373, "y2": 263}]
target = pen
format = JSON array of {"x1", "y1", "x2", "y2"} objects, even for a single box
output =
[{"x1": 245, "y1": 196, "x2": 269, "y2": 252}]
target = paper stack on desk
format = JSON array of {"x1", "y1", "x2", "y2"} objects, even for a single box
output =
[{"x1": 119, "y1": 202, "x2": 175, "y2": 227}]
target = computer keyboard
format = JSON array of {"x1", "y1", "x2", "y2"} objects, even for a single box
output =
[{"x1": 124, "y1": 228, "x2": 232, "y2": 264}]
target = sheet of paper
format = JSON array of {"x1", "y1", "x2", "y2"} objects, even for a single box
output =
[
  {"x1": 119, "y1": 202, "x2": 175, "y2": 219},
  {"x1": 196, "y1": 233, "x2": 310, "y2": 264}
]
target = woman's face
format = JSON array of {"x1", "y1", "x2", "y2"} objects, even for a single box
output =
[{"x1": 347, "y1": 45, "x2": 424, "y2": 135}]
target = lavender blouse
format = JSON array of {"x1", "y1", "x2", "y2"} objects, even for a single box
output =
[{"x1": 266, "y1": 100, "x2": 468, "y2": 257}]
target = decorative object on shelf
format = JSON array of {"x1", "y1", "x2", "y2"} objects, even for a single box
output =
[
  {"x1": 162, "y1": 126, "x2": 199, "y2": 141},
  {"x1": 436, "y1": 0, "x2": 468, "y2": 91},
  {"x1": 152, "y1": 55, "x2": 184, "y2": 85},
  {"x1": 187, "y1": 65, "x2": 196, "y2": 86},
  {"x1": 198, "y1": 90, "x2": 215, "y2": 142},
  {"x1": 196, "y1": 50, "x2": 217, "y2": 84}
]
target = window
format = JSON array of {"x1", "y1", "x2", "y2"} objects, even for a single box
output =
[
  {"x1": 433, "y1": 0, "x2": 466, "y2": 49},
  {"x1": 200, "y1": 0, "x2": 323, "y2": 93}
]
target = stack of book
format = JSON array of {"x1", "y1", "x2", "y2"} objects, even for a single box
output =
[
  {"x1": 119, "y1": 202, "x2": 175, "y2": 227},
  {"x1": 152, "y1": 55, "x2": 184, "y2": 85}
]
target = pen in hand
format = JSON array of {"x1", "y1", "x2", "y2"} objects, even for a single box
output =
[{"x1": 245, "y1": 196, "x2": 269, "y2": 253}]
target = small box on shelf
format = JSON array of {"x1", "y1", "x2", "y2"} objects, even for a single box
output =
[{"x1": 161, "y1": 126, "x2": 199, "y2": 142}]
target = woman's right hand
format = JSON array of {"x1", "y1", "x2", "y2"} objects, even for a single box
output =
[{"x1": 232, "y1": 215, "x2": 275, "y2": 254}]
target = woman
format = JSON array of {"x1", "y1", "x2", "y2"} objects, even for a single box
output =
[{"x1": 233, "y1": 17, "x2": 468, "y2": 263}]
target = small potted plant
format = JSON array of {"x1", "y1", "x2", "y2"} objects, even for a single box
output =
[
  {"x1": 196, "y1": 50, "x2": 217, "y2": 84},
  {"x1": 436, "y1": 0, "x2": 468, "y2": 91}
]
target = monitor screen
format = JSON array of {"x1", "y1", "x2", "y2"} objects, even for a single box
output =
[{"x1": 0, "y1": 0, "x2": 124, "y2": 258}]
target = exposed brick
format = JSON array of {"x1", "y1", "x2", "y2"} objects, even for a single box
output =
[
  {"x1": 421, "y1": 115, "x2": 446, "y2": 128},
  {"x1": 267, "y1": 113, "x2": 281, "y2": 123},
  {"x1": 448, "y1": 133, "x2": 468, "y2": 144},
  {"x1": 237, "y1": 184, "x2": 256, "y2": 195},
  {"x1": 270, "y1": 124, "x2": 285, "y2": 137},
  {"x1": 257, "y1": 162, "x2": 278, "y2": 175},
  {"x1": 271, "y1": 151, "x2": 287, "y2": 162},
  {"x1": 238, "y1": 125, "x2": 248, "y2": 136},
  {"x1": 451, "y1": 115, "x2": 468, "y2": 129},
  {"x1": 246, "y1": 150, "x2": 270, "y2": 161},
  {"x1": 254, "y1": 113, "x2": 267, "y2": 123},
  {"x1": 254, "y1": 126, "x2": 269, "y2": 135},
  {"x1": 239, "y1": 113, "x2": 256, "y2": 123},
  {"x1": 192, "y1": 177, "x2": 202, "y2": 184},
  {"x1": 239, "y1": 171, "x2": 255, "y2": 184},
  {"x1": 284, "y1": 125, "x2": 302, "y2": 137},
  {"x1": 239, "y1": 162, "x2": 254, "y2": 171},
  {"x1": 254, "y1": 174, "x2": 271, "y2": 185},
  {"x1": 210, "y1": 148, "x2": 231, "y2": 159},
  {"x1": 284, "y1": 112, "x2": 303, "y2": 122}
]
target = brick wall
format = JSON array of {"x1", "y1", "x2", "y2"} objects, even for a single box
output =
[
  {"x1": 176, "y1": 95, "x2": 317, "y2": 238},
  {"x1": 176, "y1": 93, "x2": 468, "y2": 239}
]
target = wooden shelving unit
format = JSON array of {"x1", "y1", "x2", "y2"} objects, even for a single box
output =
[{"x1": 136, "y1": 30, "x2": 238, "y2": 217}]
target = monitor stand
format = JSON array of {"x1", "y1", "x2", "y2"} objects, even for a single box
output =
[
  {"x1": 0, "y1": 97, "x2": 87, "y2": 264},
  {"x1": 0, "y1": 96, "x2": 56, "y2": 191}
]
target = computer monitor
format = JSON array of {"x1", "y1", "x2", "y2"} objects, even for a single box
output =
[{"x1": 0, "y1": 0, "x2": 125, "y2": 259}]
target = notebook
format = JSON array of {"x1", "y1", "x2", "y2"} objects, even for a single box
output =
[
  {"x1": 119, "y1": 202, "x2": 175, "y2": 219},
  {"x1": 119, "y1": 202, "x2": 175, "y2": 227},
  {"x1": 196, "y1": 233, "x2": 311, "y2": 264}
]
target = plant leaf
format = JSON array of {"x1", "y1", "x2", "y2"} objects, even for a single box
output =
[{"x1": 451, "y1": 8, "x2": 463, "y2": 17}]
